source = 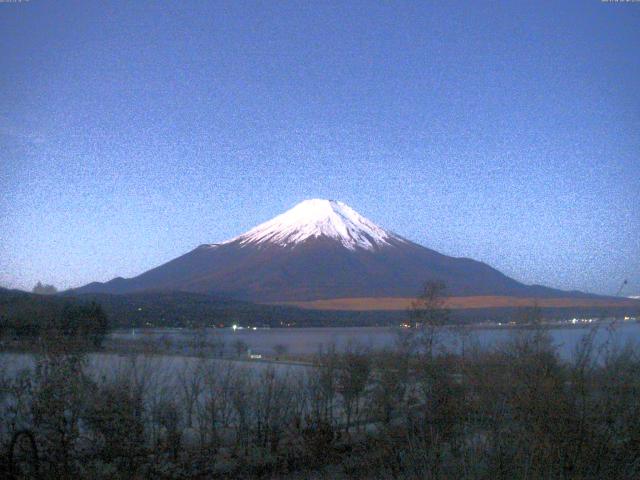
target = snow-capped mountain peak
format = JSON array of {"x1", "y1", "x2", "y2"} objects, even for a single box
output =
[{"x1": 223, "y1": 199, "x2": 403, "y2": 250}]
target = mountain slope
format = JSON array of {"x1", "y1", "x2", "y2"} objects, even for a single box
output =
[{"x1": 71, "y1": 199, "x2": 606, "y2": 303}]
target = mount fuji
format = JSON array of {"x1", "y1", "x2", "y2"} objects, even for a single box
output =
[{"x1": 72, "y1": 199, "x2": 620, "y2": 308}]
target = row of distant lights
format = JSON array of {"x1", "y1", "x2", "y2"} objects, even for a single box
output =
[
  {"x1": 570, "y1": 316, "x2": 637, "y2": 324},
  {"x1": 399, "y1": 318, "x2": 638, "y2": 328},
  {"x1": 570, "y1": 318, "x2": 596, "y2": 324},
  {"x1": 232, "y1": 324, "x2": 258, "y2": 331},
  {"x1": 490, "y1": 317, "x2": 638, "y2": 326}
]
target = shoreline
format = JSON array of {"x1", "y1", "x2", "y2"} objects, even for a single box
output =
[{"x1": 107, "y1": 317, "x2": 638, "y2": 335}]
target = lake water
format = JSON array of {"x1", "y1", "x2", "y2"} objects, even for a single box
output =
[
  {"x1": 2, "y1": 322, "x2": 638, "y2": 408},
  {"x1": 2, "y1": 322, "x2": 639, "y2": 380},
  {"x1": 0, "y1": 352, "x2": 308, "y2": 390},
  {"x1": 108, "y1": 320, "x2": 640, "y2": 360}
]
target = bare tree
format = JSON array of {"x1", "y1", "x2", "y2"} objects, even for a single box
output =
[
  {"x1": 233, "y1": 339, "x2": 248, "y2": 358},
  {"x1": 84, "y1": 379, "x2": 147, "y2": 474},
  {"x1": 31, "y1": 351, "x2": 93, "y2": 477},
  {"x1": 336, "y1": 344, "x2": 371, "y2": 434},
  {"x1": 371, "y1": 349, "x2": 411, "y2": 425},
  {"x1": 312, "y1": 344, "x2": 339, "y2": 426},
  {"x1": 409, "y1": 280, "x2": 450, "y2": 358},
  {"x1": 273, "y1": 343, "x2": 288, "y2": 359}
]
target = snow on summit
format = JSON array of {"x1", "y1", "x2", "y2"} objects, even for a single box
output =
[{"x1": 224, "y1": 199, "x2": 403, "y2": 250}]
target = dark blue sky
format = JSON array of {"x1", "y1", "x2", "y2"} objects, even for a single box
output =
[{"x1": 1, "y1": 1, "x2": 638, "y2": 296}]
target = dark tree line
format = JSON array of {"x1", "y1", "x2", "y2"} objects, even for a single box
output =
[
  {"x1": 32, "y1": 283, "x2": 58, "y2": 296},
  {"x1": 0, "y1": 298, "x2": 109, "y2": 349}
]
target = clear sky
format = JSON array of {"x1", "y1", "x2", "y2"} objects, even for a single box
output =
[{"x1": 1, "y1": 0, "x2": 638, "y2": 296}]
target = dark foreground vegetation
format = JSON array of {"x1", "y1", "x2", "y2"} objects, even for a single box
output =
[{"x1": 1, "y1": 318, "x2": 639, "y2": 479}]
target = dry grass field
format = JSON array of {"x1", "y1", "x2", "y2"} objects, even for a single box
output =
[{"x1": 275, "y1": 295, "x2": 640, "y2": 311}]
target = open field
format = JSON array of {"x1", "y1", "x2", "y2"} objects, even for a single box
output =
[{"x1": 276, "y1": 295, "x2": 640, "y2": 311}]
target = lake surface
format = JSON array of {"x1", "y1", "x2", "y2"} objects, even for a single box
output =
[
  {"x1": 2, "y1": 322, "x2": 638, "y2": 405},
  {"x1": 108, "y1": 320, "x2": 640, "y2": 360},
  {"x1": 0, "y1": 352, "x2": 308, "y2": 388}
]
